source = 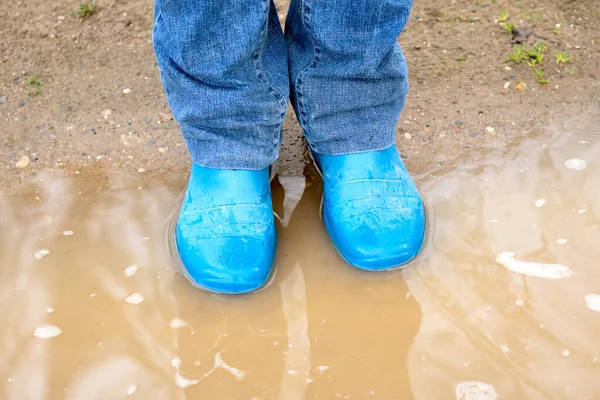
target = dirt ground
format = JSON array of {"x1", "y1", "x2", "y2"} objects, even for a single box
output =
[{"x1": 1, "y1": 0, "x2": 598, "y2": 188}]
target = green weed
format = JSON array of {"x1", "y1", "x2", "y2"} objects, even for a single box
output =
[
  {"x1": 555, "y1": 51, "x2": 572, "y2": 64},
  {"x1": 24, "y1": 73, "x2": 44, "y2": 97},
  {"x1": 535, "y1": 68, "x2": 549, "y2": 84},
  {"x1": 502, "y1": 21, "x2": 517, "y2": 34},
  {"x1": 507, "y1": 40, "x2": 550, "y2": 84},
  {"x1": 27, "y1": 73, "x2": 44, "y2": 86},
  {"x1": 508, "y1": 46, "x2": 527, "y2": 63},
  {"x1": 498, "y1": 11, "x2": 509, "y2": 23},
  {"x1": 70, "y1": 0, "x2": 96, "y2": 18},
  {"x1": 24, "y1": 86, "x2": 42, "y2": 97}
]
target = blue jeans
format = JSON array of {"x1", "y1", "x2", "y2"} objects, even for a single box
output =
[{"x1": 153, "y1": 0, "x2": 412, "y2": 170}]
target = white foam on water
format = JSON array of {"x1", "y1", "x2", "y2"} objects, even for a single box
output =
[
  {"x1": 34, "y1": 325, "x2": 62, "y2": 339},
  {"x1": 495, "y1": 252, "x2": 572, "y2": 279},
  {"x1": 584, "y1": 294, "x2": 600, "y2": 312},
  {"x1": 123, "y1": 293, "x2": 144, "y2": 304},
  {"x1": 175, "y1": 373, "x2": 199, "y2": 388},
  {"x1": 124, "y1": 265, "x2": 138, "y2": 277},
  {"x1": 455, "y1": 381, "x2": 498, "y2": 400},
  {"x1": 202, "y1": 351, "x2": 247, "y2": 381},
  {"x1": 170, "y1": 318, "x2": 189, "y2": 329},
  {"x1": 213, "y1": 352, "x2": 246, "y2": 381},
  {"x1": 535, "y1": 199, "x2": 546, "y2": 208},
  {"x1": 34, "y1": 249, "x2": 50, "y2": 260},
  {"x1": 171, "y1": 356, "x2": 182, "y2": 369},
  {"x1": 564, "y1": 158, "x2": 587, "y2": 171}
]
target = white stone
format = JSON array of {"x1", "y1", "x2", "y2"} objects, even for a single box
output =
[
  {"x1": 34, "y1": 249, "x2": 50, "y2": 260},
  {"x1": 124, "y1": 293, "x2": 144, "y2": 304},
  {"x1": 564, "y1": 158, "x2": 587, "y2": 171},
  {"x1": 34, "y1": 325, "x2": 62, "y2": 339},
  {"x1": 456, "y1": 381, "x2": 498, "y2": 400},
  {"x1": 584, "y1": 294, "x2": 600, "y2": 312}
]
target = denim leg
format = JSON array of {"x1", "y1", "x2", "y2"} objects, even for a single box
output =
[
  {"x1": 286, "y1": 0, "x2": 413, "y2": 155},
  {"x1": 153, "y1": 0, "x2": 289, "y2": 170}
]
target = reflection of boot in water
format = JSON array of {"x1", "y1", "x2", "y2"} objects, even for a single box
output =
[{"x1": 274, "y1": 175, "x2": 423, "y2": 398}]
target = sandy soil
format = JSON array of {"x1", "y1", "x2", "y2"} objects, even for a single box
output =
[{"x1": 1, "y1": 0, "x2": 598, "y2": 188}]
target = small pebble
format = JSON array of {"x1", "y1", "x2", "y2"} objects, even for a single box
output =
[
  {"x1": 562, "y1": 349, "x2": 570, "y2": 357},
  {"x1": 0, "y1": 95, "x2": 6, "y2": 104},
  {"x1": 485, "y1": 127, "x2": 495, "y2": 134},
  {"x1": 404, "y1": 132, "x2": 412, "y2": 139},
  {"x1": 16, "y1": 156, "x2": 30, "y2": 168},
  {"x1": 63, "y1": 230, "x2": 74, "y2": 236},
  {"x1": 556, "y1": 239, "x2": 568, "y2": 244},
  {"x1": 123, "y1": 88, "x2": 131, "y2": 94},
  {"x1": 34, "y1": 249, "x2": 50, "y2": 260},
  {"x1": 124, "y1": 293, "x2": 144, "y2": 304},
  {"x1": 515, "y1": 82, "x2": 527, "y2": 92},
  {"x1": 34, "y1": 325, "x2": 62, "y2": 339},
  {"x1": 47, "y1": 307, "x2": 55, "y2": 313},
  {"x1": 515, "y1": 300, "x2": 524, "y2": 306},
  {"x1": 158, "y1": 147, "x2": 166, "y2": 153},
  {"x1": 137, "y1": 168, "x2": 145, "y2": 173},
  {"x1": 504, "y1": 81, "x2": 511, "y2": 89}
]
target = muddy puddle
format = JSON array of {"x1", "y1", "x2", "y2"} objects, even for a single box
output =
[{"x1": 1, "y1": 114, "x2": 600, "y2": 399}]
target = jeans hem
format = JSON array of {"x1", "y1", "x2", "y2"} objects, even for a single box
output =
[
  {"x1": 309, "y1": 142, "x2": 397, "y2": 157},
  {"x1": 185, "y1": 138, "x2": 278, "y2": 171}
]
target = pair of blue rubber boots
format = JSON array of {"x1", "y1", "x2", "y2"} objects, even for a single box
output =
[{"x1": 175, "y1": 146, "x2": 426, "y2": 294}]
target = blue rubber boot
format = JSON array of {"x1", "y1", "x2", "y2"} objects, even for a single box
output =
[
  {"x1": 174, "y1": 164, "x2": 276, "y2": 294},
  {"x1": 314, "y1": 146, "x2": 426, "y2": 271}
]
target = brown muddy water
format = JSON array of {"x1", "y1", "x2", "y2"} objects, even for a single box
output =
[{"x1": 1, "y1": 114, "x2": 600, "y2": 399}]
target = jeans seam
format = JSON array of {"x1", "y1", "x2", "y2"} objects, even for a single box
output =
[
  {"x1": 254, "y1": 0, "x2": 287, "y2": 115},
  {"x1": 294, "y1": 0, "x2": 320, "y2": 133},
  {"x1": 254, "y1": 0, "x2": 287, "y2": 151}
]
